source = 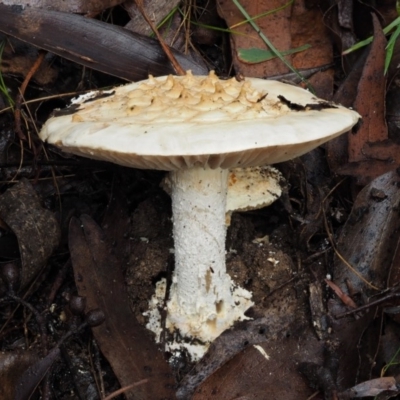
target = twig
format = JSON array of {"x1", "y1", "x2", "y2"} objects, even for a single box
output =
[
  {"x1": 135, "y1": 0, "x2": 185, "y2": 75},
  {"x1": 14, "y1": 50, "x2": 46, "y2": 142},
  {"x1": 103, "y1": 380, "x2": 149, "y2": 400}
]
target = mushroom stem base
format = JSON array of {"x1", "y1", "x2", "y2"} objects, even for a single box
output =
[{"x1": 167, "y1": 166, "x2": 253, "y2": 343}]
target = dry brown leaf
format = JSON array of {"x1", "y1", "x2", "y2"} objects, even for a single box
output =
[
  {"x1": 0, "y1": 0, "x2": 124, "y2": 14},
  {"x1": 193, "y1": 339, "x2": 319, "y2": 400},
  {"x1": 0, "y1": 4, "x2": 207, "y2": 82},
  {"x1": 328, "y1": 170, "x2": 400, "y2": 390},
  {"x1": 340, "y1": 376, "x2": 398, "y2": 398},
  {"x1": 348, "y1": 13, "x2": 388, "y2": 163},
  {"x1": 217, "y1": 0, "x2": 333, "y2": 96},
  {"x1": 68, "y1": 215, "x2": 176, "y2": 400},
  {"x1": 0, "y1": 351, "x2": 39, "y2": 400},
  {"x1": 0, "y1": 36, "x2": 58, "y2": 86}
]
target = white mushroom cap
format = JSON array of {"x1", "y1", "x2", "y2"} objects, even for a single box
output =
[
  {"x1": 39, "y1": 71, "x2": 360, "y2": 170},
  {"x1": 226, "y1": 166, "x2": 283, "y2": 215}
]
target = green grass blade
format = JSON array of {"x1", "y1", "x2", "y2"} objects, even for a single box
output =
[
  {"x1": 0, "y1": 40, "x2": 14, "y2": 109},
  {"x1": 385, "y1": 23, "x2": 400, "y2": 74},
  {"x1": 342, "y1": 16, "x2": 400, "y2": 55},
  {"x1": 238, "y1": 44, "x2": 311, "y2": 64},
  {"x1": 230, "y1": 0, "x2": 293, "y2": 29}
]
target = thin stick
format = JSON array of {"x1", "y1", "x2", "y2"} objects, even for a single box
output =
[
  {"x1": 102, "y1": 379, "x2": 149, "y2": 400},
  {"x1": 135, "y1": 0, "x2": 185, "y2": 75},
  {"x1": 14, "y1": 50, "x2": 46, "y2": 141}
]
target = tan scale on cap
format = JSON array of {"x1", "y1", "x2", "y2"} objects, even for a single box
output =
[{"x1": 40, "y1": 70, "x2": 359, "y2": 171}]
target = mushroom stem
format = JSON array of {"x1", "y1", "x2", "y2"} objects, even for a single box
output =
[{"x1": 167, "y1": 166, "x2": 253, "y2": 343}]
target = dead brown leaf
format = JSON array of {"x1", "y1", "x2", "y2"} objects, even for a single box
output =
[
  {"x1": 0, "y1": 351, "x2": 39, "y2": 400},
  {"x1": 339, "y1": 376, "x2": 398, "y2": 398},
  {"x1": 14, "y1": 347, "x2": 61, "y2": 400},
  {"x1": 0, "y1": 4, "x2": 207, "y2": 82},
  {"x1": 333, "y1": 14, "x2": 400, "y2": 185},
  {"x1": 217, "y1": 0, "x2": 333, "y2": 96},
  {"x1": 348, "y1": 13, "x2": 388, "y2": 163},
  {"x1": 325, "y1": 51, "x2": 367, "y2": 173},
  {"x1": 193, "y1": 339, "x2": 318, "y2": 400},
  {"x1": 0, "y1": 0, "x2": 125, "y2": 15},
  {"x1": 0, "y1": 179, "x2": 60, "y2": 293},
  {"x1": 68, "y1": 215, "x2": 176, "y2": 400},
  {"x1": 0, "y1": 36, "x2": 58, "y2": 86},
  {"x1": 328, "y1": 170, "x2": 400, "y2": 389}
]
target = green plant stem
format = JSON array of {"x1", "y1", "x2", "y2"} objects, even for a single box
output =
[
  {"x1": 0, "y1": 40, "x2": 14, "y2": 109},
  {"x1": 342, "y1": 16, "x2": 400, "y2": 55},
  {"x1": 230, "y1": 0, "x2": 293, "y2": 29}
]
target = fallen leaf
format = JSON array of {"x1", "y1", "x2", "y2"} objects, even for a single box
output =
[
  {"x1": 14, "y1": 348, "x2": 61, "y2": 400},
  {"x1": 68, "y1": 215, "x2": 176, "y2": 400},
  {"x1": 0, "y1": 35, "x2": 58, "y2": 86},
  {"x1": 340, "y1": 376, "x2": 397, "y2": 398},
  {"x1": 0, "y1": 351, "x2": 39, "y2": 400},
  {"x1": 0, "y1": 4, "x2": 207, "y2": 82},
  {"x1": 217, "y1": 0, "x2": 333, "y2": 96},
  {"x1": 193, "y1": 339, "x2": 318, "y2": 400},
  {"x1": 333, "y1": 169, "x2": 400, "y2": 294},
  {"x1": 0, "y1": 0, "x2": 124, "y2": 14},
  {"x1": 0, "y1": 179, "x2": 60, "y2": 293},
  {"x1": 328, "y1": 170, "x2": 400, "y2": 390},
  {"x1": 325, "y1": 51, "x2": 367, "y2": 173},
  {"x1": 348, "y1": 13, "x2": 388, "y2": 163}
]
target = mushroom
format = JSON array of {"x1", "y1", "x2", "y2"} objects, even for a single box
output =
[
  {"x1": 162, "y1": 165, "x2": 285, "y2": 226},
  {"x1": 39, "y1": 71, "x2": 360, "y2": 348},
  {"x1": 225, "y1": 166, "x2": 284, "y2": 225}
]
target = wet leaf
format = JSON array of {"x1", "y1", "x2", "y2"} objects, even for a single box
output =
[
  {"x1": 0, "y1": 35, "x2": 58, "y2": 86},
  {"x1": 328, "y1": 170, "x2": 400, "y2": 389},
  {"x1": 340, "y1": 376, "x2": 397, "y2": 398},
  {"x1": 14, "y1": 348, "x2": 60, "y2": 400},
  {"x1": 348, "y1": 13, "x2": 388, "y2": 163},
  {"x1": 325, "y1": 51, "x2": 367, "y2": 173},
  {"x1": 337, "y1": 158, "x2": 398, "y2": 186},
  {"x1": 333, "y1": 170, "x2": 400, "y2": 294},
  {"x1": 0, "y1": 351, "x2": 39, "y2": 400},
  {"x1": 193, "y1": 339, "x2": 318, "y2": 400},
  {"x1": 68, "y1": 215, "x2": 176, "y2": 400},
  {"x1": 0, "y1": 4, "x2": 207, "y2": 82},
  {"x1": 0, "y1": 0, "x2": 124, "y2": 14},
  {"x1": 0, "y1": 179, "x2": 60, "y2": 293}
]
